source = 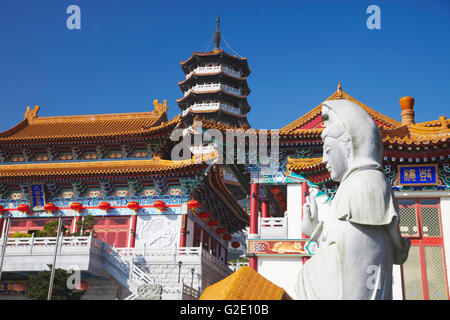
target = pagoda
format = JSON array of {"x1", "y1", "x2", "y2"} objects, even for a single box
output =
[{"x1": 177, "y1": 15, "x2": 251, "y2": 129}]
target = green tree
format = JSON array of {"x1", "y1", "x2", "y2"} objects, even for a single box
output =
[
  {"x1": 26, "y1": 265, "x2": 85, "y2": 300},
  {"x1": 36, "y1": 220, "x2": 67, "y2": 237},
  {"x1": 73, "y1": 214, "x2": 95, "y2": 236}
]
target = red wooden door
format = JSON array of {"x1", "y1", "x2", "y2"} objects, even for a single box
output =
[{"x1": 398, "y1": 198, "x2": 449, "y2": 300}]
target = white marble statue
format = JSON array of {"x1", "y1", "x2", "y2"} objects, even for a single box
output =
[{"x1": 294, "y1": 99, "x2": 410, "y2": 300}]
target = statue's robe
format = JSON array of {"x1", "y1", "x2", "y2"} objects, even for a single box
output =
[{"x1": 295, "y1": 167, "x2": 410, "y2": 300}]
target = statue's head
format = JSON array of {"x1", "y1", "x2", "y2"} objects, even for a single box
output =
[{"x1": 321, "y1": 99, "x2": 383, "y2": 182}]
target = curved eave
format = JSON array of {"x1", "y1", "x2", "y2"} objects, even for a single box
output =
[
  {"x1": 207, "y1": 166, "x2": 249, "y2": 230},
  {"x1": 178, "y1": 73, "x2": 250, "y2": 95},
  {"x1": 182, "y1": 108, "x2": 248, "y2": 119},
  {"x1": 0, "y1": 157, "x2": 209, "y2": 180},
  {"x1": 280, "y1": 90, "x2": 401, "y2": 133},
  {"x1": 180, "y1": 50, "x2": 251, "y2": 77}
]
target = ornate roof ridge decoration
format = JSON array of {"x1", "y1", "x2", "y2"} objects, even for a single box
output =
[
  {"x1": 24, "y1": 105, "x2": 40, "y2": 121},
  {"x1": 280, "y1": 85, "x2": 401, "y2": 134},
  {"x1": 417, "y1": 116, "x2": 450, "y2": 129},
  {"x1": 380, "y1": 116, "x2": 450, "y2": 145},
  {"x1": 0, "y1": 100, "x2": 181, "y2": 142},
  {"x1": 0, "y1": 154, "x2": 217, "y2": 179}
]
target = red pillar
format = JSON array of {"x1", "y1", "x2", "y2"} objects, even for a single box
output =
[
  {"x1": 179, "y1": 214, "x2": 188, "y2": 248},
  {"x1": 250, "y1": 183, "x2": 259, "y2": 235},
  {"x1": 129, "y1": 213, "x2": 138, "y2": 247},
  {"x1": 301, "y1": 181, "x2": 309, "y2": 264},
  {"x1": 261, "y1": 199, "x2": 269, "y2": 218},
  {"x1": 73, "y1": 214, "x2": 81, "y2": 234},
  {"x1": 249, "y1": 183, "x2": 259, "y2": 271}
]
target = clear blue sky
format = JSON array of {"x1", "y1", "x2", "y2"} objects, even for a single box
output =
[{"x1": 0, "y1": 0, "x2": 449, "y2": 131}]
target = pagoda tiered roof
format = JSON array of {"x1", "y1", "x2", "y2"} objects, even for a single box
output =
[
  {"x1": 180, "y1": 50, "x2": 251, "y2": 77},
  {"x1": 0, "y1": 99, "x2": 179, "y2": 144},
  {"x1": 179, "y1": 72, "x2": 251, "y2": 96}
]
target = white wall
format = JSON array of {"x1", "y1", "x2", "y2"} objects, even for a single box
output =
[
  {"x1": 257, "y1": 256, "x2": 302, "y2": 298},
  {"x1": 134, "y1": 214, "x2": 181, "y2": 249},
  {"x1": 287, "y1": 184, "x2": 302, "y2": 238}
]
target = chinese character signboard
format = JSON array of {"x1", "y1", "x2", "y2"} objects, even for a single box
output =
[
  {"x1": 399, "y1": 165, "x2": 438, "y2": 186},
  {"x1": 29, "y1": 184, "x2": 45, "y2": 211},
  {"x1": 247, "y1": 239, "x2": 318, "y2": 256}
]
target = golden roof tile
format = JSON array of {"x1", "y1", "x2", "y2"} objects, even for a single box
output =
[
  {"x1": 0, "y1": 155, "x2": 215, "y2": 179},
  {"x1": 0, "y1": 100, "x2": 178, "y2": 142},
  {"x1": 280, "y1": 89, "x2": 401, "y2": 134}
]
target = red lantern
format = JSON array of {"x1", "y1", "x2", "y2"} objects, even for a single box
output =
[
  {"x1": 98, "y1": 202, "x2": 111, "y2": 211},
  {"x1": 70, "y1": 202, "x2": 83, "y2": 212},
  {"x1": 44, "y1": 203, "x2": 57, "y2": 213},
  {"x1": 187, "y1": 200, "x2": 199, "y2": 212},
  {"x1": 275, "y1": 193, "x2": 284, "y2": 201},
  {"x1": 127, "y1": 201, "x2": 140, "y2": 212},
  {"x1": 215, "y1": 227, "x2": 226, "y2": 235},
  {"x1": 17, "y1": 204, "x2": 30, "y2": 213},
  {"x1": 74, "y1": 280, "x2": 88, "y2": 291},
  {"x1": 10, "y1": 282, "x2": 26, "y2": 292},
  {"x1": 197, "y1": 212, "x2": 211, "y2": 221},
  {"x1": 231, "y1": 241, "x2": 240, "y2": 249},
  {"x1": 222, "y1": 234, "x2": 232, "y2": 241},
  {"x1": 207, "y1": 220, "x2": 219, "y2": 229},
  {"x1": 270, "y1": 186, "x2": 281, "y2": 195},
  {"x1": 153, "y1": 200, "x2": 166, "y2": 212},
  {"x1": 0, "y1": 205, "x2": 4, "y2": 214}
]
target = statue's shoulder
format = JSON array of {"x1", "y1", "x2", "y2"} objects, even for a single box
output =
[
  {"x1": 336, "y1": 168, "x2": 394, "y2": 225},
  {"x1": 345, "y1": 169, "x2": 388, "y2": 193}
]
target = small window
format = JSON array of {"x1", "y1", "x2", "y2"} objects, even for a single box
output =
[
  {"x1": 398, "y1": 199, "x2": 415, "y2": 206},
  {"x1": 420, "y1": 199, "x2": 439, "y2": 205}
]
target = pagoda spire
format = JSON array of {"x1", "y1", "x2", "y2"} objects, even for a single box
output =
[{"x1": 213, "y1": 13, "x2": 221, "y2": 51}]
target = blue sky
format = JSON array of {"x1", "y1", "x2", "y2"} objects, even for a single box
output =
[{"x1": 0, "y1": 0, "x2": 449, "y2": 131}]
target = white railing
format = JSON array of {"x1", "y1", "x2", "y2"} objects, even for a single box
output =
[
  {"x1": 259, "y1": 217, "x2": 288, "y2": 239},
  {"x1": 184, "y1": 83, "x2": 242, "y2": 97},
  {"x1": 5, "y1": 235, "x2": 92, "y2": 248},
  {"x1": 186, "y1": 65, "x2": 242, "y2": 79},
  {"x1": 201, "y1": 248, "x2": 232, "y2": 275},
  {"x1": 102, "y1": 242, "x2": 154, "y2": 285},
  {"x1": 182, "y1": 283, "x2": 199, "y2": 300},
  {"x1": 228, "y1": 261, "x2": 249, "y2": 272},
  {"x1": 115, "y1": 246, "x2": 202, "y2": 258},
  {"x1": 182, "y1": 102, "x2": 242, "y2": 116}
]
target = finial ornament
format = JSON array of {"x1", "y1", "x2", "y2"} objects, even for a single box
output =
[
  {"x1": 335, "y1": 82, "x2": 345, "y2": 99},
  {"x1": 213, "y1": 13, "x2": 221, "y2": 51}
]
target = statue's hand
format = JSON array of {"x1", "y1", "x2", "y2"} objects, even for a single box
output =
[{"x1": 301, "y1": 195, "x2": 319, "y2": 237}]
